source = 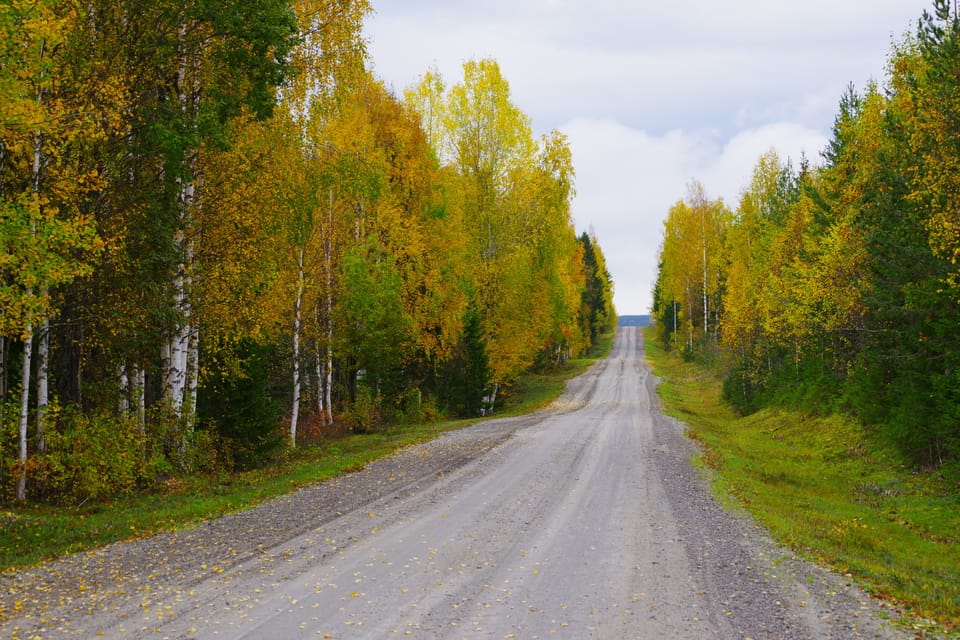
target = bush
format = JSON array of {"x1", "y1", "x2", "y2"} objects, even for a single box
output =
[
  {"x1": 342, "y1": 386, "x2": 383, "y2": 434},
  {"x1": 25, "y1": 405, "x2": 162, "y2": 504}
]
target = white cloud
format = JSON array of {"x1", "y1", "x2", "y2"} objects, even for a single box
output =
[
  {"x1": 704, "y1": 123, "x2": 829, "y2": 206},
  {"x1": 562, "y1": 119, "x2": 703, "y2": 315},
  {"x1": 562, "y1": 119, "x2": 827, "y2": 314}
]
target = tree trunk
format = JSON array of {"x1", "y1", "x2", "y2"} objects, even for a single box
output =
[
  {"x1": 702, "y1": 209, "x2": 709, "y2": 337},
  {"x1": 134, "y1": 364, "x2": 146, "y2": 431},
  {"x1": 314, "y1": 337, "x2": 325, "y2": 423},
  {"x1": 324, "y1": 334, "x2": 333, "y2": 426},
  {"x1": 164, "y1": 20, "x2": 199, "y2": 439},
  {"x1": 17, "y1": 324, "x2": 33, "y2": 502},
  {"x1": 324, "y1": 188, "x2": 335, "y2": 426},
  {"x1": 19, "y1": 62, "x2": 44, "y2": 500},
  {"x1": 673, "y1": 300, "x2": 678, "y2": 338},
  {"x1": 164, "y1": 263, "x2": 191, "y2": 415},
  {"x1": 186, "y1": 319, "x2": 199, "y2": 419},
  {"x1": 36, "y1": 315, "x2": 49, "y2": 454},
  {"x1": 119, "y1": 365, "x2": 130, "y2": 413},
  {"x1": 290, "y1": 247, "x2": 305, "y2": 446}
]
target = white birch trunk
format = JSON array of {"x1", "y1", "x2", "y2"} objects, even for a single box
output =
[
  {"x1": 702, "y1": 207, "x2": 709, "y2": 337},
  {"x1": 164, "y1": 161, "x2": 194, "y2": 419},
  {"x1": 314, "y1": 338, "x2": 325, "y2": 421},
  {"x1": 482, "y1": 382, "x2": 498, "y2": 416},
  {"x1": 186, "y1": 319, "x2": 199, "y2": 419},
  {"x1": 19, "y1": 62, "x2": 45, "y2": 499},
  {"x1": 119, "y1": 365, "x2": 130, "y2": 413},
  {"x1": 17, "y1": 323, "x2": 33, "y2": 502},
  {"x1": 36, "y1": 315, "x2": 49, "y2": 454},
  {"x1": 185, "y1": 170, "x2": 202, "y2": 428},
  {"x1": 324, "y1": 188, "x2": 335, "y2": 426},
  {"x1": 702, "y1": 269, "x2": 708, "y2": 336},
  {"x1": 164, "y1": 244, "x2": 191, "y2": 415},
  {"x1": 165, "y1": 182, "x2": 195, "y2": 420},
  {"x1": 324, "y1": 335, "x2": 333, "y2": 426},
  {"x1": 165, "y1": 22, "x2": 188, "y2": 414},
  {"x1": 290, "y1": 248, "x2": 305, "y2": 446},
  {"x1": 164, "y1": 19, "x2": 200, "y2": 439},
  {"x1": 134, "y1": 365, "x2": 146, "y2": 431}
]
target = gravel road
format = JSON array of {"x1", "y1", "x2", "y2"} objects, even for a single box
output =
[{"x1": 2, "y1": 327, "x2": 908, "y2": 639}]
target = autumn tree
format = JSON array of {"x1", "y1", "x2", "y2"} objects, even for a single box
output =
[
  {"x1": 0, "y1": 0, "x2": 113, "y2": 500},
  {"x1": 406, "y1": 59, "x2": 590, "y2": 405},
  {"x1": 846, "y1": 10, "x2": 960, "y2": 463},
  {"x1": 656, "y1": 182, "x2": 729, "y2": 354}
]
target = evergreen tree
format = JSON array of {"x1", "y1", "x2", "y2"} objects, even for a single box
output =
[{"x1": 438, "y1": 306, "x2": 490, "y2": 417}]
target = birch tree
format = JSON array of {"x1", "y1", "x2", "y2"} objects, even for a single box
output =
[
  {"x1": 445, "y1": 59, "x2": 539, "y2": 385},
  {"x1": 111, "y1": 0, "x2": 296, "y2": 453},
  {"x1": 658, "y1": 182, "x2": 729, "y2": 352},
  {"x1": 0, "y1": 0, "x2": 108, "y2": 499}
]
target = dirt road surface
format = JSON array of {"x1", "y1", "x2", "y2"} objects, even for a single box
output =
[{"x1": 2, "y1": 328, "x2": 907, "y2": 639}]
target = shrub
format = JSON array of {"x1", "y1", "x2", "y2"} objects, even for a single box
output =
[
  {"x1": 342, "y1": 386, "x2": 383, "y2": 434},
  {"x1": 26, "y1": 405, "x2": 162, "y2": 504}
]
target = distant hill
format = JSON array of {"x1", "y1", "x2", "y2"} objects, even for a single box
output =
[{"x1": 618, "y1": 315, "x2": 651, "y2": 327}]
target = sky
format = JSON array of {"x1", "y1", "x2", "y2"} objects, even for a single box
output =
[{"x1": 363, "y1": 1, "x2": 932, "y2": 315}]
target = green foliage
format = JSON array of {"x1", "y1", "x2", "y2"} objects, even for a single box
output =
[
  {"x1": 438, "y1": 306, "x2": 490, "y2": 417},
  {"x1": 841, "y1": 12, "x2": 960, "y2": 465},
  {"x1": 578, "y1": 231, "x2": 616, "y2": 346},
  {"x1": 200, "y1": 0, "x2": 298, "y2": 123},
  {"x1": 1, "y1": 402, "x2": 163, "y2": 505},
  {"x1": 198, "y1": 338, "x2": 284, "y2": 471},
  {"x1": 341, "y1": 385, "x2": 384, "y2": 434},
  {"x1": 340, "y1": 240, "x2": 414, "y2": 402}
]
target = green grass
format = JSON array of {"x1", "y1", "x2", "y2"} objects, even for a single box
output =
[
  {"x1": 0, "y1": 333, "x2": 614, "y2": 572},
  {"x1": 644, "y1": 330, "x2": 960, "y2": 636}
]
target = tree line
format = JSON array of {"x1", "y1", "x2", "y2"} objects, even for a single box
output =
[
  {"x1": 653, "y1": 0, "x2": 960, "y2": 467},
  {"x1": 0, "y1": 0, "x2": 616, "y2": 503}
]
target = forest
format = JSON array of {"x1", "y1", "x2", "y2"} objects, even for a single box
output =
[
  {"x1": 0, "y1": 0, "x2": 616, "y2": 503},
  {"x1": 653, "y1": 0, "x2": 960, "y2": 469}
]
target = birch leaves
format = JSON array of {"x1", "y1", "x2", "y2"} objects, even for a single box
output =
[
  {"x1": 407, "y1": 59, "x2": 592, "y2": 384},
  {"x1": 657, "y1": 183, "x2": 730, "y2": 352}
]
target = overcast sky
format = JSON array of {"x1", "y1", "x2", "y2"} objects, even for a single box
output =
[{"x1": 364, "y1": 1, "x2": 931, "y2": 315}]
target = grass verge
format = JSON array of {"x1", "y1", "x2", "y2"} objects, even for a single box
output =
[
  {"x1": 644, "y1": 329, "x2": 960, "y2": 637},
  {"x1": 0, "y1": 333, "x2": 614, "y2": 572}
]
